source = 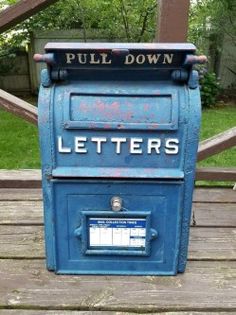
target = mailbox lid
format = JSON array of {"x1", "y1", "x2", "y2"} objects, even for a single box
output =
[
  {"x1": 62, "y1": 81, "x2": 179, "y2": 131},
  {"x1": 51, "y1": 81, "x2": 186, "y2": 179}
]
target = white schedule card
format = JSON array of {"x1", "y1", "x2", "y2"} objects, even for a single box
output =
[{"x1": 89, "y1": 218, "x2": 146, "y2": 248}]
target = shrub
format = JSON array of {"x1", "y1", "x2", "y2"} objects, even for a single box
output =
[{"x1": 199, "y1": 69, "x2": 220, "y2": 108}]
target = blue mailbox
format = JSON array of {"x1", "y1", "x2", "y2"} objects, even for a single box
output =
[{"x1": 35, "y1": 43, "x2": 206, "y2": 275}]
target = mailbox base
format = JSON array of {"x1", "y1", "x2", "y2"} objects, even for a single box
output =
[{"x1": 44, "y1": 179, "x2": 187, "y2": 275}]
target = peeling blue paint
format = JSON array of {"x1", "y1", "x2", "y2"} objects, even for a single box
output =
[{"x1": 36, "y1": 43, "x2": 204, "y2": 275}]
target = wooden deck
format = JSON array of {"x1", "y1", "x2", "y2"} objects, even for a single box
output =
[{"x1": 0, "y1": 186, "x2": 235, "y2": 314}]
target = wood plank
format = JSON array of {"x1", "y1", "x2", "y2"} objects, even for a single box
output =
[
  {"x1": 197, "y1": 127, "x2": 236, "y2": 161},
  {"x1": 0, "y1": 0, "x2": 59, "y2": 33},
  {"x1": 0, "y1": 201, "x2": 43, "y2": 225},
  {"x1": 0, "y1": 90, "x2": 38, "y2": 126},
  {"x1": 0, "y1": 200, "x2": 235, "y2": 227},
  {"x1": 0, "y1": 225, "x2": 44, "y2": 258},
  {"x1": 191, "y1": 203, "x2": 236, "y2": 227},
  {"x1": 0, "y1": 312, "x2": 125, "y2": 315},
  {"x1": 193, "y1": 188, "x2": 236, "y2": 203},
  {"x1": 0, "y1": 312, "x2": 124, "y2": 315},
  {"x1": 0, "y1": 225, "x2": 235, "y2": 260},
  {"x1": 156, "y1": 0, "x2": 190, "y2": 42},
  {"x1": 189, "y1": 227, "x2": 236, "y2": 260},
  {"x1": 196, "y1": 167, "x2": 236, "y2": 181},
  {"x1": 0, "y1": 259, "x2": 235, "y2": 311},
  {"x1": 0, "y1": 312, "x2": 235, "y2": 315},
  {"x1": 0, "y1": 189, "x2": 42, "y2": 201},
  {"x1": 0, "y1": 169, "x2": 41, "y2": 189},
  {"x1": 1, "y1": 168, "x2": 236, "y2": 189},
  {"x1": 1, "y1": 187, "x2": 236, "y2": 203}
]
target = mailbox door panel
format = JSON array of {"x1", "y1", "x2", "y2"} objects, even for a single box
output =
[
  {"x1": 52, "y1": 180, "x2": 183, "y2": 275},
  {"x1": 51, "y1": 81, "x2": 187, "y2": 178}
]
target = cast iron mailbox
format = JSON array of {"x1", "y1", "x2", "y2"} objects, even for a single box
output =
[{"x1": 35, "y1": 43, "x2": 206, "y2": 275}]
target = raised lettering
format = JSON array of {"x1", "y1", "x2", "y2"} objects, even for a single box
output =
[
  {"x1": 111, "y1": 137, "x2": 127, "y2": 154},
  {"x1": 124, "y1": 54, "x2": 135, "y2": 65},
  {"x1": 165, "y1": 139, "x2": 179, "y2": 154},
  {"x1": 147, "y1": 54, "x2": 161, "y2": 64},
  {"x1": 90, "y1": 53, "x2": 100, "y2": 64},
  {"x1": 100, "y1": 53, "x2": 112, "y2": 64},
  {"x1": 163, "y1": 54, "x2": 174, "y2": 64},
  {"x1": 136, "y1": 54, "x2": 145, "y2": 64},
  {"x1": 147, "y1": 139, "x2": 161, "y2": 154},
  {"x1": 91, "y1": 137, "x2": 107, "y2": 154},
  {"x1": 58, "y1": 136, "x2": 71, "y2": 153},
  {"x1": 130, "y1": 138, "x2": 143, "y2": 154},
  {"x1": 77, "y1": 53, "x2": 87, "y2": 64},
  {"x1": 66, "y1": 53, "x2": 75, "y2": 64},
  {"x1": 57, "y1": 136, "x2": 179, "y2": 155},
  {"x1": 75, "y1": 137, "x2": 87, "y2": 153}
]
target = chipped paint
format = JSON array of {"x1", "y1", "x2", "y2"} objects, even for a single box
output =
[{"x1": 37, "y1": 43, "x2": 202, "y2": 275}]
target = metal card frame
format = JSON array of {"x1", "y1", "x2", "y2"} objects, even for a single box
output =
[{"x1": 80, "y1": 211, "x2": 152, "y2": 256}]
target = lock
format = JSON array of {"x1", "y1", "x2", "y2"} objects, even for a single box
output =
[{"x1": 111, "y1": 196, "x2": 123, "y2": 211}]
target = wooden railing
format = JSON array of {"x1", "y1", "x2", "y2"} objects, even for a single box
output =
[
  {"x1": 0, "y1": 0, "x2": 235, "y2": 182},
  {"x1": 0, "y1": 0, "x2": 58, "y2": 33},
  {"x1": 0, "y1": 89, "x2": 37, "y2": 125},
  {"x1": 196, "y1": 127, "x2": 236, "y2": 181}
]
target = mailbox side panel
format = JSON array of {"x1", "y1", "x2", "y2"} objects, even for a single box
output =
[
  {"x1": 178, "y1": 85, "x2": 201, "y2": 272},
  {"x1": 38, "y1": 83, "x2": 56, "y2": 271}
]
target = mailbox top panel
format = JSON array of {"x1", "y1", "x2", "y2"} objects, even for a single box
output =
[
  {"x1": 45, "y1": 42, "x2": 196, "y2": 51},
  {"x1": 44, "y1": 43, "x2": 196, "y2": 70}
]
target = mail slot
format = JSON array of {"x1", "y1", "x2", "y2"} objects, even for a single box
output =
[{"x1": 35, "y1": 43, "x2": 206, "y2": 275}]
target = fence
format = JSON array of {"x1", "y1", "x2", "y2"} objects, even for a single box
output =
[{"x1": 0, "y1": 51, "x2": 30, "y2": 94}]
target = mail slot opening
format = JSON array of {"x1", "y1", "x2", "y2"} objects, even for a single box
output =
[{"x1": 64, "y1": 87, "x2": 179, "y2": 130}]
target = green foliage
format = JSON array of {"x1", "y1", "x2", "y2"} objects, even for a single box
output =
[
  {"x1": 0, "y1": 0, "x2": 157, "y2": 49},
  {"x1": 188, "y1": 0, "x2": 236, "y2": 76},
  {"x1": 199, "y1": 70, "x2": 220, "y2": 108},
  {"x1": 189, "y1": 0, "x2": 236, "y2": 50},
  {"x1": 0, "y1": 0, "x2": 156, "y2": 73}
]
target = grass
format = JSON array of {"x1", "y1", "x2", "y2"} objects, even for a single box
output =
[
  {"x1": 198, "y1": 104, "x2": 236, "y2": 168},
  {"x1": 0, "y1": 98, "x2": 235, "y2": 186},
  {"x1": 196, "y1": 103, "x2": 236, "y2": 187},
  {"x1": 0, "y1": 107, "x2": 40, "y2": 168}
]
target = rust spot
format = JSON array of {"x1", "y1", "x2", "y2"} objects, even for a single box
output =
[
  {"x1": 79, "y1": 102, "x2": 89, "y2": 112},
  {"x1": 111, "y1": 101, "x2": 120, "y2": 111},
  {"x1": 125, "y1": 111, "x2": 134, "y2": 120},
  {"x1": 104, "y1": 123, "x2": 112, "y2": 129},
  {"x1": 96, "y1": 99, "x2": 106, "y2": 111},
  {"x1": 148, "y1": 123, "x2": 159, "y2": 129}
]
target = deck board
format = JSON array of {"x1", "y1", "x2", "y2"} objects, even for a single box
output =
[
  {"x1": 0, "y1": 259, "x2": 235, "y2": 312},
  {"x1": 1, "y1": 312, "x2": 235, "y2": 315},
  {"x1": 0, "y1": 225, "x2": 235, "y2": 260},
  {"x1": 1, "y1": 187, "x2": 236, "y2": 202},
  {"x1": 0, "y1": 186, "x2": 235, "y2": 313},
  {"x1": 1, "y1": 200, "x2": 235, "y2": 227}
]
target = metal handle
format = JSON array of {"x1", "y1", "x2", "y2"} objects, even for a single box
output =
[
  {"x1": 184, "y1": 55, "x2": 207, "y2": 65},
  {"x1": 33, "y1": 53, "x2": 55, "y2": 65}
]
